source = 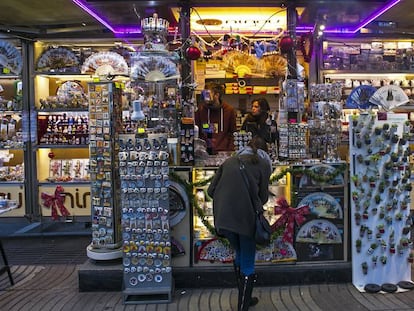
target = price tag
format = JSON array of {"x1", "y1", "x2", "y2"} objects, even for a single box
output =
[
  {"x1": 137, "y1": 128, "x2": 145, "y2": 134},
  {"x1": 2, "y1": 68, "x2": 10, "y2": 74}
]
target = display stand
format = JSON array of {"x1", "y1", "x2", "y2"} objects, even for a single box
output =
[
  {"x1": 119, "y1": 134, "x2": 172, "y2": 304},
  {"x1": 87, "y1": 82, "x2": 123, "y2": 260},
  {"x1": 349, "y1": 112, "x2": 413, "y2": 291},
  {"x1": 292, "y1": 163, "x2": 348, "y2": 262}
]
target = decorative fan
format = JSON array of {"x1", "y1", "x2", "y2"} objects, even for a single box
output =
[
  {"x1": 345, "y1": 85, "x2": 377, "y2": 109},
  {"x1": 256, "y1": 236, "x2": 297, "y2": 262},
  {"x1": 169, "y1": 181, "x2": 189, "y2": 227},
  {"x1": 81, "y1": 51, "x2": 129, "y2": 76},
  {"x1": 369, "y1": 85, "x2": 410, "y2": 111},
  {"x1": 297, "y1": 192, "x2": 343, "y2": 219},
  {"x1": 56, "y1": 81, "x2": 84, "y2": 98},
  {"x1": 296, "y1": 219, "x2": 342, "y2": 244},
  {"x1": 197, "y1": 238, "x2": 234, "y2": 263},
  {"x1": 299, "y1": 164, "x2": 344, "y2": 187},
  {"x1": 261, "y1": 54, "x2": 287, "y2": 77},
  {"x1": 0, "y1": 40, "x2": 23, "y2": 75},
  {"x1": 130, "y1": 56, "x2": 178, "y2": 81},
  {"x1": 221, "y1": 50, "x2": 259, "y2": 77},
  {"x1": 36, "y1": 47, "x2": 79, "y2": 73}
]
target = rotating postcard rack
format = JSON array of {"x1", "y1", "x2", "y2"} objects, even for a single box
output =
[
  {"x1": 86, "y1": 82, "x2": 123, "y2": 260},
  {"x1": 119, "y1": 134, "x2": 172, "y2": 304}
]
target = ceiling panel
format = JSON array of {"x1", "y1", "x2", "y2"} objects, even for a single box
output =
[{"x1": 0, "y1": 0, "x2": 412, "y2": 38}]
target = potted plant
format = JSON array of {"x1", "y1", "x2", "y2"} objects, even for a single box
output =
[
  {"x1": 391, "y1": 134, "x2": 399, "y2": 144},
  {"x1": 351, "y1": 175, "x2": 360, "y2": 187},
  {"x1": 367, "y1": 228, "x2": 373, "y2": 240},
  {"x1": 374, "y1": 126, "x2": 382, "y2": 135},
  {"x1": 367, "y1": 242, "x2": 378, "y2": 255},
  {"x1": 383, "y1": 123, "x2": 390, "y2": 131},
  {"x1": 372, "y1": 255, "x2": 378, "y2": 267},
  {"x1": 354, "y1": 212, "x2": 362, "y2": 226},
  {"x1": 408, "y1": 252, "x2": 414, "y2": 263},
  {"x1": 395, "y1": 212, "x2": 403, "y2": 221},
  {"x1": 377, "y1": 223, "x2": 385, "y2": 234},
  {"x1": 380, "y1": 255, "x2": 387, "y2": 265},
  {"x1": 389, "y1": 243, "x2": 396, "y2": 254},
  {"x1": 374, "y1": 194, "x2": 381, "y2": 205},
  {"x1": 361, "y1": 261, "x2": 368, "y2": 275},
  {"x1": 380, "y1": 239, "x2": 387, "y2": 251},
  {"x1": 368, "y1": 176, "x2": 376, "y2": 188},
  {"x1": 356, "y1": 239, "x2": 362, "y2": 253}
]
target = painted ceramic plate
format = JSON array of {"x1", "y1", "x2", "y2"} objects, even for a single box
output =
[
  {"x1": 36, "y1": 46, "x2": 79, "y2": 72},
  {"x1": 0, "y1": 40, "x2": 23, "y2": 75},
  {"x1": 296, "y1": 219, "x2": 342, "y2": 244},
  {"x1": 81, "y1": 51, "x2": 128, "y2": 75},
  {"x1": 297, "y1": 192, "x2": 343, "y2": 219}
]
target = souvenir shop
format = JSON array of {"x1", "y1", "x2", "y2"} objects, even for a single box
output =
[{"x1": 0, "y1": 0, "x2": 412, "y2": 303}]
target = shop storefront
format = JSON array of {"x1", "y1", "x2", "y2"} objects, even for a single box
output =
[{"x1": 0, "y1": 0, "x2": 412, "y2": 303}]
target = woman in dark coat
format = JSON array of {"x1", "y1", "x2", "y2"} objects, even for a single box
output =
[
  {"x1": 241, "y1": 98, "x2": 278, "y2": 145},
  {"x1": 207, "y1": 136, "x2": 272, "y2": 311}
]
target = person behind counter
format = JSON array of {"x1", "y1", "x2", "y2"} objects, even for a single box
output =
[
  {"x1": 207, "y1": 136, "x2": 272, "y2": 311},
  {"x1": 194, "y1": 82, "x2": 236, "y2": 154},
  {"x1": 241, "y1": 98, "x2": 278, "y2": 145}
]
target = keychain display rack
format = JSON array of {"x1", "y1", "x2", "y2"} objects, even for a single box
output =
[{"x1": 119, "y1": 133, "x2": 172, "y2": 304}]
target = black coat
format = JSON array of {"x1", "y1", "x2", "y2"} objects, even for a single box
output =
[{"x1": 207, "y1": 154, "x2": 271, "y2": 237}]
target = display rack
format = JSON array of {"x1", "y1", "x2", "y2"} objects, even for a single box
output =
[
  {"x1": 349, "y1": 112, "x2": 412, "y2": 290},
  {"x1": 86, "y1": 82, "x2": 122, "y2": 260},
  {"x1": 119, "y1": 134, "x2": 173, "y2": 304}
]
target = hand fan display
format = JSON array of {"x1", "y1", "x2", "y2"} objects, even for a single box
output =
[
  {"x1": 0, "y1": 40, "x2": 23, "y2": 75},
  {"x1": 299, "y1": 164, "x2": 344, "y2": 187},
  {"x1": 197, "y1": 238, "x2": 234, "y2": 263},
  {"x1": 130, "y1": 56, "x2": 178, "y2": 81},
  {"x1": 345, "y1": 85, "x2": 377, "y2": 109},
  {"x1": 369, "y1": 84, "x2": 409, "y2": 110},
  {"x1": 36, "y1": 47, "x2": 79, "y2": 73},
  {"x1": 297, "y1": 192, "x2": 343, "y2": 219},
  {"x1": 81, "y1": 51, "x2": 129, "y2": 76},
  {"x1": 296, "y1": 219, "x2": 342, "y2": 244}
]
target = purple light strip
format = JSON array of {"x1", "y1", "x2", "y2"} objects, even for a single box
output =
[
  {"x1": 323, "y1": 0, "x2": 401, "y2": 34},
  {"x1": 73, "y1": 0, "x2": 400, "y2": 35},
  {"x1": 72, "y1": 0, "x2": 141, "y2": 34}
]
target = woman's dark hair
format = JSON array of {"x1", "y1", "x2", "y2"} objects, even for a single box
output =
[
  {"x1": 248, "y1": 135, "x2": 268, "y2": 153},
  {"x1": 256, "y1": 98, "x2": 270, "y2": 113},
  {"x1": 243, "y1": 136, "x2": 268, "y2": 164}
]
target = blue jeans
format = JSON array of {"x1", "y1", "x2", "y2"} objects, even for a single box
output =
[{"x1": 221, "y1": 229, "x2": 256, "y2": 276}]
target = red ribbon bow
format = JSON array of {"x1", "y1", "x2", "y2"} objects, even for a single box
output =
[
  {"x1": 272, "y1": 197, "x2": 309, "y2": 244},
  {"x1": 41, "y1": 185, "x2": 70, "y2": 220}
]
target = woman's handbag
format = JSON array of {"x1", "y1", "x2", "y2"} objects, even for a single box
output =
[{"x1": 238, "y1": 157, "x2": 272, "y2": 246}]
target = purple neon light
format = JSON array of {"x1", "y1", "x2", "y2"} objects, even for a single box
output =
[
  {"x1": 72, "y1": 0, "x2": 141, "y2": 34},
  {"x1": 73, "y1": 0, "x2": 400, "y2": 35}
]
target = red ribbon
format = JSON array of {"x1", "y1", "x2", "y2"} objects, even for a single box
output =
[
  {"x1": 41, "y1": 185, "x2": 70, "y2": 220},
  {"x1": 272, "y1": 197, "x2": 309, "y2": 244}
]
